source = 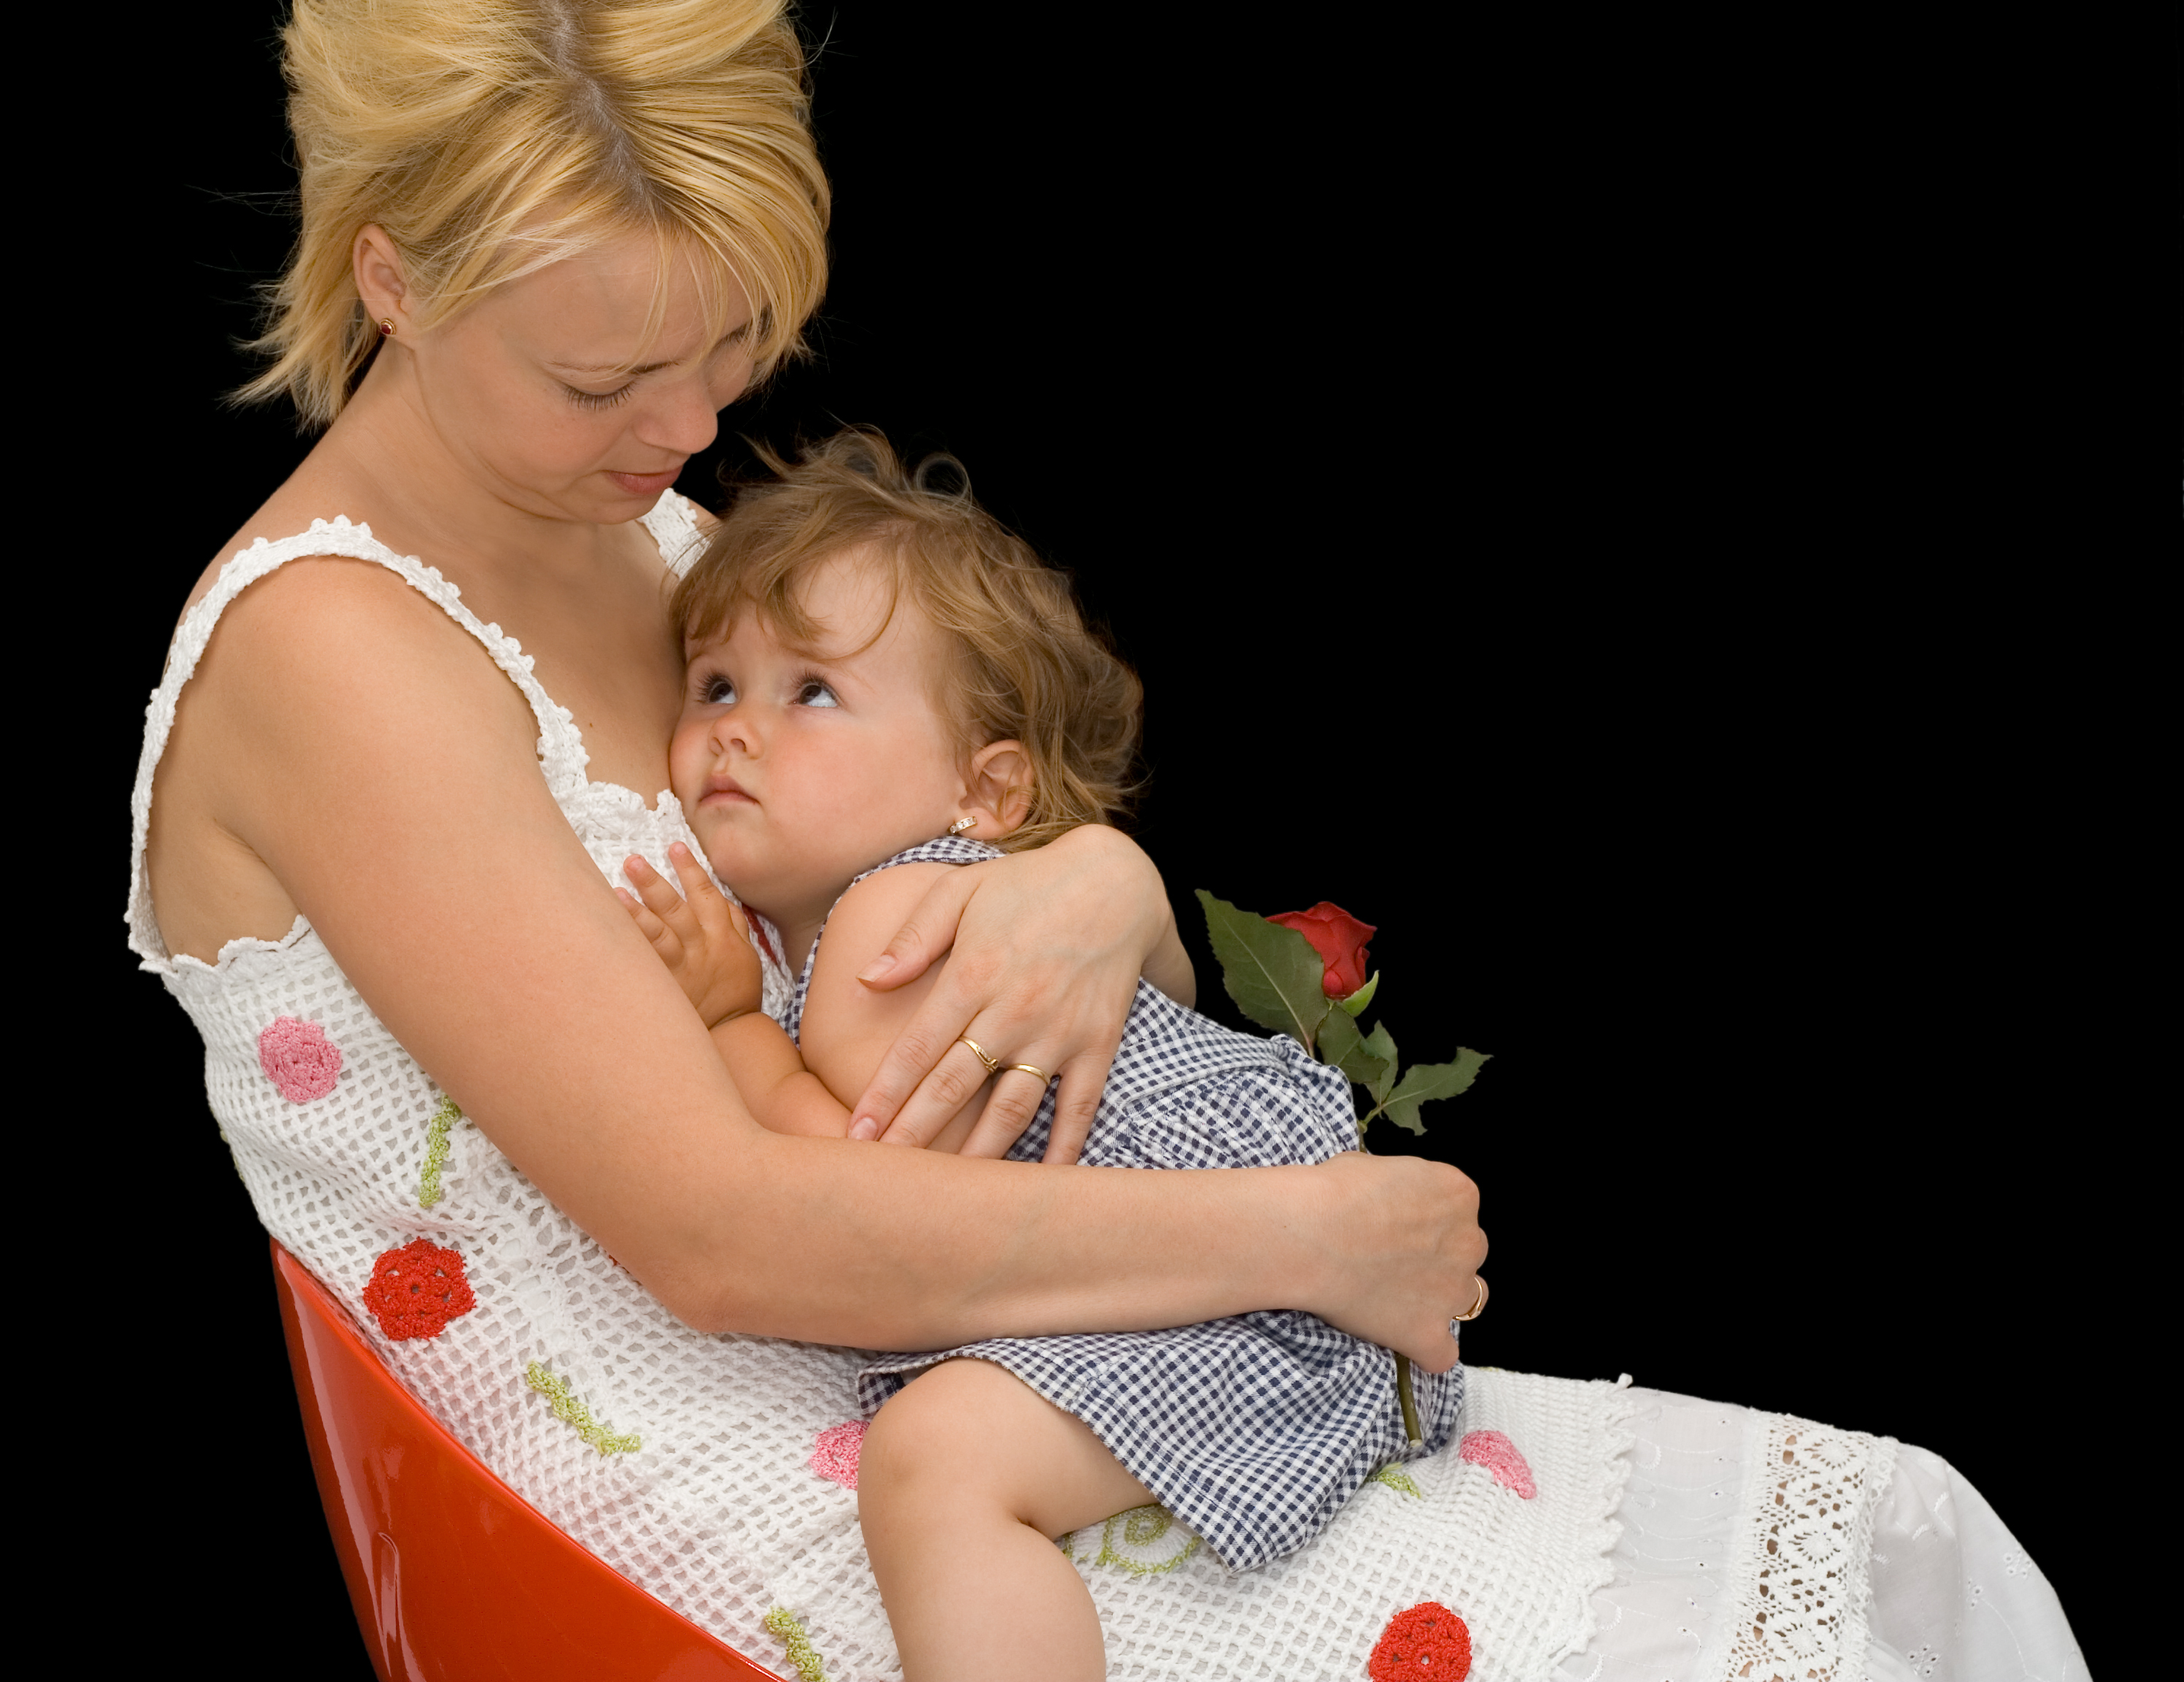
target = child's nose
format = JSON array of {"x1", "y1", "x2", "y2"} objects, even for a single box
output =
[{"x1": 710, "y1": 707, "x2": 761, "y2": 759}]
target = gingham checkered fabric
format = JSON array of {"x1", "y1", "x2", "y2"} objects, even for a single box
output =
[{"x1": 782, "y1": 837, "x2": 1462, "y2": 1570}]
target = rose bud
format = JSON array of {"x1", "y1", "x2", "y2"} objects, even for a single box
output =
[{"x1": 1266, "y1": 902, "x2": 1377, "y2": 999}]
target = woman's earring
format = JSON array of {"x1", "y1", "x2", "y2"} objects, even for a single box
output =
[
  {"x1": 947, "y1": 816, "x2": 978, "y2": 836},
  {"x1": 378, "y1": 318, "x2": 396, "y2": 337}
]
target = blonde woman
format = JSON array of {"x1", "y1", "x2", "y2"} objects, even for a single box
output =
[
  {"x1": 129, "y1": 0, "x2": 1484, "y2": 1671},
  {"x1": 133, "y1": 4, "x2": 2088, "y2": 1678}
]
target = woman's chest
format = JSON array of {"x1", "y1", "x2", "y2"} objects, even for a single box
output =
[{"x1": 464, "y1": 565, "x2": 686, "y2": 797}]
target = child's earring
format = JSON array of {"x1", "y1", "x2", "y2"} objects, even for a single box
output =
[{"x1": 947, "y1": 816, "x2": 978, "y2": 836}]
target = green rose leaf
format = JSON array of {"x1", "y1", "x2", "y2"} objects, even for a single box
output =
[
  {"x1": 1337, "y1": 971, "x2": 1380, "y2": 1017},
  {"x1": 1318, "y1": 1008, "x2": 1393, "y2": 1095},
  {"x1": 1380, "y1": 1047, "x2": 1491, "y2": 1136},
  {"x1": 1196, "y1": 890, "x2": 1334, "y2": 1049},
  {"x1": 1359, "y1": 1022, "x2": 1399, "y2": 1110}
]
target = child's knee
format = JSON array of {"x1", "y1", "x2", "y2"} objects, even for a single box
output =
[{"x1": 862, "y1": 1362, "x2": 996, "y2": 1495}]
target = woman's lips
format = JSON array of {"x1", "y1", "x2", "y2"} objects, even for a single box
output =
[{"x1": 607, "y1": 466, "x2": 682, "y2": 496}]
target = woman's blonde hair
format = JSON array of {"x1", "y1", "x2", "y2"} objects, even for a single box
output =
[
  {"x1": 672, "y1": 431, "x2": 1145, "y2": 853},
  {"x1": 240, "y1": 0, "x2": 830, "y2": 426}
]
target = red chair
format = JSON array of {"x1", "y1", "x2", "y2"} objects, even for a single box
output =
[{"x1": 272, "y1": 1239, "x2": 783, "y2": 1681}]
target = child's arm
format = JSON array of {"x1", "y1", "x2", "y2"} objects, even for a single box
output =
[
  {"x1": 618, "y1": 845, "x2": 854, "y2": 1139},
  {"x1": 797, "y1": 863, "x2": 999, "y2": 1154},
  {"x1": 620, "y1": 847, "x2": 987, "y2": 1144}
]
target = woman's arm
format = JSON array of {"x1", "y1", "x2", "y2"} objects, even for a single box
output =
[{"x1": 165, "y1": 560, "x2": 1483, "y2": 1363}]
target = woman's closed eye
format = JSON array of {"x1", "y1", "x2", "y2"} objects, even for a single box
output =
[{"x1": 563, "y1": 382, "x2": 636, "y2": 411}]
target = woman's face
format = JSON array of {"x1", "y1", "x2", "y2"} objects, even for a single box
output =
[{"x1": 375, "y1": 230, "x2": 757, "y2": 526}]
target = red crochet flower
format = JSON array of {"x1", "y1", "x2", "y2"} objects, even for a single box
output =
[
  {"x1": 258, "y1": 1016, "x2": 343, "y2": 1103},
  {"x1": 1369, "y1": 1602, "x2": 1472, "y2": 1680},
  {"x1": 361, "y1": 1239, "x2": 476, "y2": 1340},
  {"x1": 1266, "y1": 902, "x2": 1377, "y2": 999}
]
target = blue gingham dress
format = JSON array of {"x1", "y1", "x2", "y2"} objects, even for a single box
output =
[{"x1": 779, "y1": 836, "x2": 1462, "y2": 1570}]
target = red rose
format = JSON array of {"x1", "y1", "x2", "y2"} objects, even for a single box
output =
[
  {"x1": 1266, "y1": 902, "x2": 1377, "y2": 999},
  {"x1": 1369, "y1": 1601, "x2": 1472, "y2": 1680},
  {"x1": 362, "y1": 1238, "x2": 477, "y2": 1341}
]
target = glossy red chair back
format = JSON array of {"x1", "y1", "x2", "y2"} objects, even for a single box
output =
[{"x1": 272, "y1": 1239, "x2": 781, "y2": 1681}]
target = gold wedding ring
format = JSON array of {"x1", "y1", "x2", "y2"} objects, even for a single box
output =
[
  {"x1": 956, "y1": 1037, "x2": 1001, "y2": 1074},
  {"x1": 1451, "y1": 1276, "x2": 1490, "y2": 1323},
  {"x1": 1006, "y1": 1063, "x2": 1052, "y2": 1083}
]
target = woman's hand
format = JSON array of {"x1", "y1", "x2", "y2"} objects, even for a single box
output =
[
  {"x1": 847, "y1": 826, "x2": 1180, "y2": 1161},
  {"x1": 1300, "y1": 1153, "x2": 1487, "y2": 1374},
  {"x1": 618, "y1": 843, "x2": 764, "y2": 1027}
]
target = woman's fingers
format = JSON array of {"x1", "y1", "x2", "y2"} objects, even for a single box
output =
[
  {"x1": 1306, "y1": 1153, "x2": 1485, "y2": 1373},
  {"x1": 860, "y1": 1039, "x2": 993, "y2": 1145},
  {"x1": 951, "y1": 1059, "x2": 1062, "y2": 1159},
  {"x1": 1037, "y1": 1044, "x2": 1118, "y2": 1164},
  {"x1": 855, "y1": 863, "x2": 980, "y2": 989}
]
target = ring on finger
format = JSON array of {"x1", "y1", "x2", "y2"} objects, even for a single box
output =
[
  {"x1": 956, "y1": 1037, "x2": 1002, "y2": 1075},
  {"x1": 1004, "y1": 1062, "x2": 1052, "y2": 1083},
  {"x1": 1450, "y1": 1275, "x2": 1490, "y2": 1324}
]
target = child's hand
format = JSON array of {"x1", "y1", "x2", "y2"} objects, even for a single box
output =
[{"x1": 618, "y1": 843, "x2": 766, "y2": 1028}]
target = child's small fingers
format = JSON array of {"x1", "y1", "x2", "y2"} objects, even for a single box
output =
[
  {"x1": 625, "y1": 861, "x2": 688, "y2": 921},
  {"x1": 667, "y1": 842, "x2": 720, "y2": 906}
]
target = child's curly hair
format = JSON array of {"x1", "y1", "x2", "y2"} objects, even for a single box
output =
[{"x1": 671, "y1": 429, "x2": 1143, "y2": 851}]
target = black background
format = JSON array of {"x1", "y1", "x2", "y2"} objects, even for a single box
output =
[{"x1": 64, "y1": 4, "x2": 2131, "y2": 1675}]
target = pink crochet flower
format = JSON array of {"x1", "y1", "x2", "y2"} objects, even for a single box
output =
[
  {"x1": 1458, "y1": 1429, "x2": 1536, "y2": 1498},
  {"x1": 809, "y1": 1420, "x2": 869, "y2": 1490},
  {"x1": 258, "y1": 1016, "x2": 342, "y2": 1102}
]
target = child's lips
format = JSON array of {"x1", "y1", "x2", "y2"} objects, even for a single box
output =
[{"x1": 699, "y1": 776, "x2": 757, "y2": 807}]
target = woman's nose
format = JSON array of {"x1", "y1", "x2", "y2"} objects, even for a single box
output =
[{"x1": 639, "y1": 372, "x2": 720, "y2": 458}]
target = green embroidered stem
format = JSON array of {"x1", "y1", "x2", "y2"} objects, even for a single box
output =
[
  {"x1": 1092, "y1": 1505, "x2": 1202, "y2": 1575},
  {"x1": 1369, "y1": 1463, "x2": 1423, "y2": 1498},
  {"x1": 524, "y1": 1362, "x2": 641, "y2": 1455},
  {"x1": 764, "y1": 1608, "x2": 827, "y2": 1682},
  {"x1": 1396, "y1": 1354, "x2": 1423, "y2": 1448},
  {"x1": 418, "y1": 1097, "x2": 461, "y2": 1207}
]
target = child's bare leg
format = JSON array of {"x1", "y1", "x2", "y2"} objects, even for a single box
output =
[{"x1": 859, "y1": 1358, "x2": 1153, "y2": 1682}]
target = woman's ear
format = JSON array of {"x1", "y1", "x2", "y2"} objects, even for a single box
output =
[
  {"x1": 958, "y1": 741, "x2": 1035, "y2": 838},
  {"x1": 354, "y1": 225, "x2": 414, "y2": 334}
]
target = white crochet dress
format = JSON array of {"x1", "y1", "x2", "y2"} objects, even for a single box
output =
[{"x1": 126, "y1": 496, "x2": 2082, "y2": 1682}]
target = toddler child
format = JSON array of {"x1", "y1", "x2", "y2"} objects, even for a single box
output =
[{"x1": 616, "y1": 430, "x2": 1459, "y2": 1681}]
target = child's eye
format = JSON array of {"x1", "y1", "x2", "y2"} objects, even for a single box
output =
[
  {"x1": 699, "y1": 675, "x2": 737, "y2": 705},
  {"x1": 795, "y1": 680, "x2": 842, "y2": 709}
]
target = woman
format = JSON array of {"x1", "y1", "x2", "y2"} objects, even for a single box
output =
[{"x1": 131, "y1": 4, "x2": 2084, "y2": 1678}]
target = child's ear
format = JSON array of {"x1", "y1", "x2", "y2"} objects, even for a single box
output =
[{"x1": 959, "y1": 740, "x2": 1035, "y2": 838}]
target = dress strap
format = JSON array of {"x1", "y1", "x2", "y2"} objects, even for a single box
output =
[
  {"x1": 639, "y1": 488, "x2": 707, "y2": 578},
  {"x1": 126, "y1": 517, "x2": 591, "y2": 971}
]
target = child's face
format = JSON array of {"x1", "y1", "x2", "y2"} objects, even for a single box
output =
[{"x1": 670, "y1": 548, "x2": 970, "y2": 926}]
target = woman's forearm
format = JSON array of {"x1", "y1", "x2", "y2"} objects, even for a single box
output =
[{"x1": 643, "y1": 1135, "x2": 1480, "y2": 1370}]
